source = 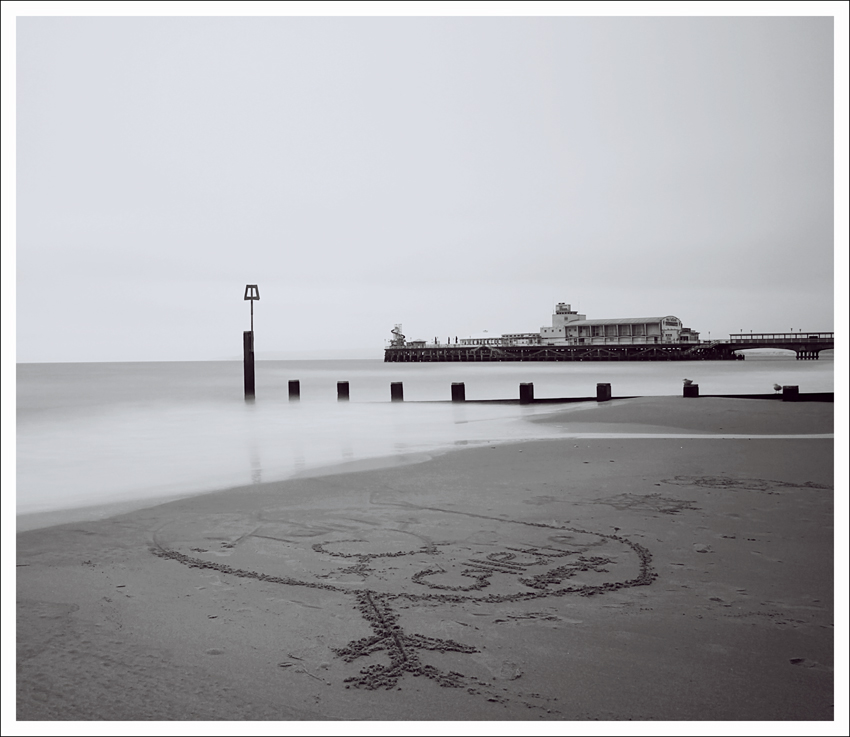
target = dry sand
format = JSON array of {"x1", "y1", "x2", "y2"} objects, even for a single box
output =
[{"x1": 16, "y1": 397, "x2": 835, "y2": 721}]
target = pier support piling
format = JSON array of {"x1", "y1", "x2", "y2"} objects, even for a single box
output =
[
  {"x1": 451, "y1": 382, "x2": 466, "y2": 402},
  {"x1": 390, "y1": 382, "x2": 404, "y2": 402},
  {"x1": 243, "y1": 330, "x2": 255, "y2": 399},
  {"x1": 288, "y1": 380, "x2": 300, "y2": 401},
  {"x1": 337, "y1": 381, "x2": 350, "y2": 401}
]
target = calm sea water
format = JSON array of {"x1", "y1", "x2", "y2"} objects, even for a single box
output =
[{"x1": 17, "y1": 354, "x2": 833, "y2": 521}]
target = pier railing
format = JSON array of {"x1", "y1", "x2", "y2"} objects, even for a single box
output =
[
  {"x1": 385, "y1": 343, "x2": 742, "y2": 362},
  {"x1": 396, "y1": 332, "x2": 835, "y2": 350},
  {"x1": 728, "y1": 333, "x2": 833, "y2": 343}
]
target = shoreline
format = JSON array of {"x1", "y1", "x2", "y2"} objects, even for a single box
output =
[
  {"x1": 16, "y1": 430, "x2": 833, "y2": 535},
  {"x1": 16, "y1": 396, "x2": 834, "y2": 533},
  {"x1": 16, "y1": 397, "x2": 837, "y2": 721},
  {"x1": 15, "y1": 451, "x2": 444, "y2": 534}
]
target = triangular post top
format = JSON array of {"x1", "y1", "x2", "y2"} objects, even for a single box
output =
[{"x1": 244, "y1": 284, "x2": 260, "y2": 300}]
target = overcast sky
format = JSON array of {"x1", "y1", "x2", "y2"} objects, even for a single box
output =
[{"x1": 13, "y1": 11, "x2": 841, "y2": 361}]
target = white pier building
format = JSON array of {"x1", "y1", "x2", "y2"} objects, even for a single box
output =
[{"x1": 538, "y1": 303, "x2": 700, "y2": 346}]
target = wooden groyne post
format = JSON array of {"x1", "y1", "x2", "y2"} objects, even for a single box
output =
[
  {"x1": 338, "y1": 381, "x2": 350, "y2": 401},
  {"x1": 519, "y1": 383, "x2": 534, "y2": 404},
  {"x1": 391, "y1": 382, "x2": 404, "y2": 402},
  {"x1": 596, "y1": 383, "x2": 611, "y2": 401},
  {"x1": 782, "y1": 385, "x2": 799, "y2": 402},
  {"x1": 243, "y1": 331, "x2": 255, "y2": 398},
  {"x1": 243, "y1": 284, "x2": 260, "y2": 399},
  {"x1": 288, "y1": 380, "x2": 300, "y2": 401},
  {"x1": 451, "y1": 382, "x2": 466, "y2": 402}
]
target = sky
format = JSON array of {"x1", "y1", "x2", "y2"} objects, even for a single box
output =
[{"x1": 8, "y1": 4, "x2": 847, "y2": 362}]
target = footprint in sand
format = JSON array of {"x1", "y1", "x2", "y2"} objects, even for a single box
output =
[
  {"x1": 749, "y1": 550, "x2": 783, "y2": 563},
  {"x1": 789, "y1": 658, "x2": 832, "y2": 672}
]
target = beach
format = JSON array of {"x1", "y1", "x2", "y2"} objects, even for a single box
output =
[{"x1": 16, "y1": 397, "x2": 834, "y2": 721}]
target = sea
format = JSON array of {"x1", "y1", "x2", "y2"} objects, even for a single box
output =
[{"x1": 16, "y1": 353, "x2": 833, "y2": 528}]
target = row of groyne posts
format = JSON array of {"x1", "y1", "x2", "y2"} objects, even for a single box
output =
[
  {"x1": 240, "y1": 288, "x2": 802, "y2": 403},
  {"x1": 280, "y1": 380, "x2": 804, "y2": 403}
]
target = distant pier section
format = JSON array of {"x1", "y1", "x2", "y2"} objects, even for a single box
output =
[
  {"x1": 726, "y1": 332, "x2": 834, "y2": 361},
  {"x1": 384, "y1": 304, "x2": 833, "y2": 362}
]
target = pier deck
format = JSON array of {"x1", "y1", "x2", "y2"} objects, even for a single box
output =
[{"x1": 384, "y1": 334, "x2": 833, "y2": 362}]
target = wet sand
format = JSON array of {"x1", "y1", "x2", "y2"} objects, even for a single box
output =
[{"x1": 16, "y1": 397, "x2": 834, "y2": 721}]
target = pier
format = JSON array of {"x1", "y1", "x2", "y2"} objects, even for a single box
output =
[{"x1": 384, "y1": 333, "x2": 833, "y2": 363}]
